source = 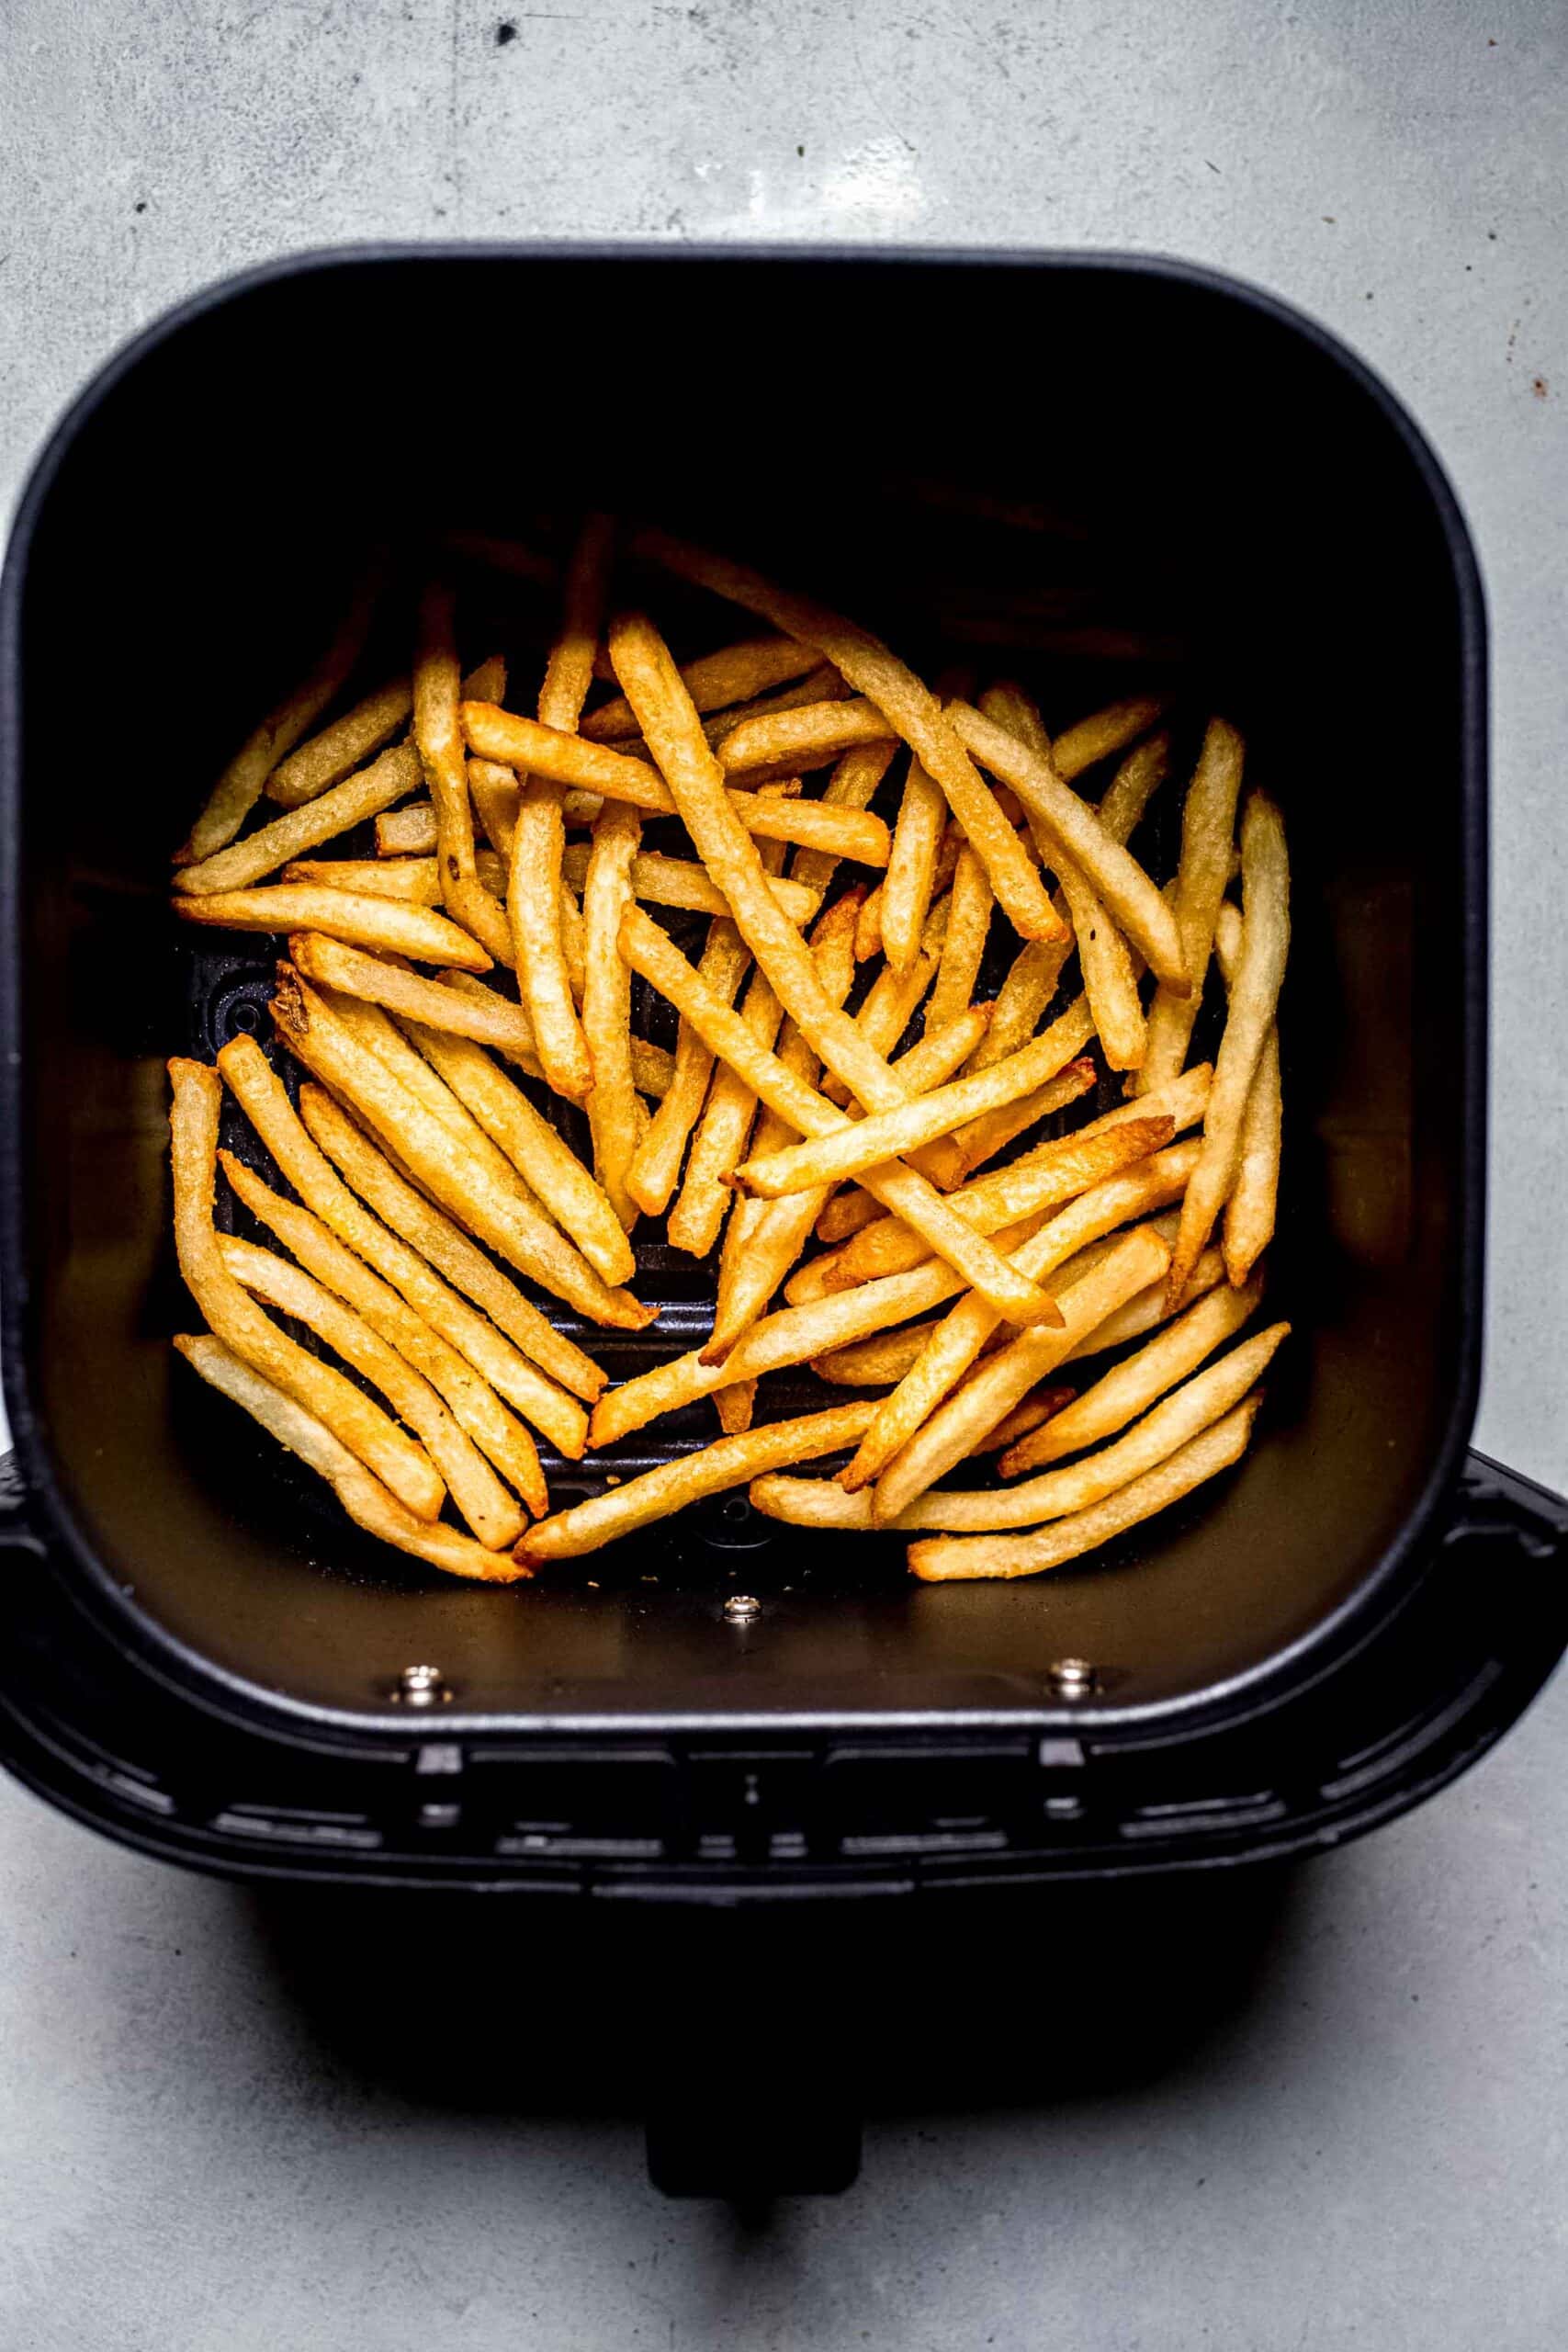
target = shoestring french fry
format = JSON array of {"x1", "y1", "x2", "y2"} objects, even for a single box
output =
[
  {"x1": 1136, "y1": 718, "x2": 1247, "y2": 1096},
  {"x1": 175, "y1": 1337, "x2": 526, "y2": 1584},
  {"x1": 961, "y1": 935, "x2": 1074, "y2": 1078},
  {"x1": 468, "y1": 757, "x2": 521, "y2": 857},
  {"x1": 925, "y1": 1056, "x2": 1102, "y2": 1189},
  {"x1": 288, "y1": 933, "x2": 543, "y2": 1055},
  {"x1": 716, "y1": 697, "x2": 895, "y2": 776},
  {"x1": 581, "y1": 796, "x2": 644, "y2": 1227},
  {"x1": 632, "y1": 529, "x2": 1067, "y2": 945},
  {"x1": 218, "y1": 1232, "x2": 527, "y2": 1547},
  {"x1": 790, "y1": 741, "x2": 898, "y2": 897},
  {"x1": 414, "y1": 580, "x2": 480, "y2": 909},
  {"x1": 704, "y1": 665, "x2": 851, "y2": 748},
  {"x1": 376, "y1": 799, "x2": 439, "y2": 856},
  {"x1": 173, "y1": 884, "x2": 493, "y2": 970},
  {"x1": 1000, "y1": 1271, "x2": 1264, "y2": 1476},
  {"x1": 618, "y1": 903, "x2": 1064, "y2": 1328},
  {"x1": 714, "y1": 1380, "x2": 758, "y2": 1434},
  {"x1": 907, "y1": 1393, "x2": 1263, "y2": 1581},
  {"x1": 626, "y1": 917, "x2": 752, "y2": 1217},
  {"x1": 265, "y1": 678, "x2": 413, "y2": 810},
  {"x1": 669, "y1": 962, "x2": 784, "y2": 1258},
  {"x1": 926, "y1": 843, "x2": 992, "y2": 1035},
  {"x1": 1049, "y1": 695, "x2": 1168, "y2": 781},
  {"x1": 516, "y1": 1401, "x2": 878, "y2": 1566},
  {"x1": 969, "y1": 1384, "x2": 1077, "y2": 1461},
  {"x1": 867, "y1": 1224, "x2": 1174, "y2": 1523},
  {"x1": 433, "y1": 965, "x2": 674, "y2": 1099},
  {"x1": 1167, "y1": 791, "x2": 1291, "y2": 1306},
  {"x1": 167, "y1": 1057, "x2": 444, "y2": 1520},
  {"x1": 581, "y1": 635, "x2": 825, "y2": 739},
  {"x1": 175, "y1": 569, "x2": 378, "y2": 865},
  {"x1": 1213, "y1": 899, "x2": 1282, "y2": 1284},
  {"x1": 948, "y1": 698, "x2": 1187, "y2": 988},
  {"x1": 855, "y1": 825, "x2": 962, "y2": 964},
  {"x1": 177, "y1": 741, "x2": 424, "y2": 897},
  {"x1": 811, "y1": 1319, "x2": 945, "y2": 1389},
  {"x1": 559, "y1": 842, "x2": 818, "y2": 924},
  {"x1": 281, "y1": 852, "x2": 508, "y2": 904},
  {"x1": 880, "y1": 755, "x2": 948, "y2": 974}
]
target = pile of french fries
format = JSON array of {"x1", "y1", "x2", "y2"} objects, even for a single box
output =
[{"x1": 166, "y1": 522, "x2": 1289, "y2": 1587}]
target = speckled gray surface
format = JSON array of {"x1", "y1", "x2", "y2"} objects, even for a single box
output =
[{"x1": 2, "y1": 2, "x2": 1566, "y2": 2345}]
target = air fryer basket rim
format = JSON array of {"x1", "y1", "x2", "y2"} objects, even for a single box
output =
[{"x1": 0, "y1": 240, "x2": 1487, "y2": 1742}]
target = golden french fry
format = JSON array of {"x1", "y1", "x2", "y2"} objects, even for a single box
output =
[
  {"x1": 1001, "y1": 1271, "x2": 1263, "y2": 1475},
  {"x1": 1137, "y1": 718, "x2": 1246, "y2": 1095},
  {"x1": 1050, "y1": 695, "x2": 1167, "y2": 781},
  {"x1": 928, "y1": 1055, "x2": 1100, "y2": 1187},
  {"x1": 167, "y1": 1057, "x2": 443, "y2": 1519},
  {"x1": 823, "y1": 938, "x2": 942, "y2": 1108},
  {"x1": 704, "y1": 665, "x2": 850, "y2": 752},
  {"x1": 948, "y1": 699, "x2": 1187, "y2": 987},
  {"x1": 517, "y1": 1401, "x2": 877, "y2": 1565},
  {"x1": 626, "y1": 918, "x2": 751, "y2": 1217},
  {"x1": 377, "y1": 800, "x2": 439, "y2": 856},
  {"x1": 970, "y1": 1384, "x2": 1077, "y2": 1460},
  {"x1": 175, "y1": 1335, "x2": 526, "y2": 1582},
  {"x1": 1213, "y1": 901, "x2": 1282, "y2": 1284},
  {"x1": 558, "y1": 842, "x2": 818, "y2": 925},
  {"x1": 880, "y1": 757, "x2": 948, "y2": 974},
  {"x1": 270, "y1": 970, "x2": 653, "y2": 1329},
  {"x1": 175, "y1": 572, "x2": 377, "y2": 864},
  {"x1": 868, "y1": 1225, "x2": 1173, "y2": 1523},
  {"x1": 582, "y1": 635, "x2": 824, "y2": 739},
  {"x1": 631, "y1": 528, "x2": 1067, "y2": 944},
  {"x1": 790, "y1": 741, "x2": 898, "y2": 897},
  {"x1": 908, "y1": 1391, "x2": 1262, "y2": 1580},
  {"x1": 175, "y1": 741, "x2": 424, "y2": 897},
  {"x1": 265, "y1": 679, "x2": 413, "y2": 809},
  {"x1": 217, "y1": 1032, "x2": 595, "y2": 1434},
  {"x1": 732, "y1": 794, "x2": 889, "y2": 866},
  {"x1": 466, "y1": 753, "x2": 518, "y2": 862},
  {"x1": 926, "y1": 843, "x2": 992, "y2": 1035},
  {"x1": 714, "y1": 1380, "x2": 758, "y2": 1434},
  {"x1": 288, "y1": 934, "x2": 533, "y2": 1052},
  {"x1": 618, "y1": 903, "x2": 1063, "y2": 1328},
  {"x1": 825, "y1": 1114, "x2": 1174, "y2": 1291},
  {"x1": 732, "y1": 996, "x2": 1097, "y2": 1201},
  {"x1": 1063, "y1": 1244, "x2": 1224, "y2": 1365},
  {"x1": 716, "y1": 696, "x2": 894, "y2": 775},
  {"x1": 669, "y1": 959, "x2": 783, "y2": 1259},
  {"x1": 810, "y1": 1319, "x2": 943, "y2": 1388},
  {"x1": 399, "y1": 1022, "x2": 636, "y2": 1288},
  {"x1": 282, "y1": 853, "x2": 505, "y2": 903},
  {"x1": 414, "y1": 580, "x2": 479, "y2": 908},
  {"x1": 580, "y1": 797, "x2": 644, "y2": 1227},
  {"x1": 431, "y1": 965, "x2": 671, "y2": 1097},
  {"x1": 173, "y1": 885, "x2": 492, "y2": 971},
  {"x1": 1168, "y1": 792, "x2": 1290, "y2": 1306},
  {"x1": 293, "y1": 1079, "x2": 599, "y2": 1429},
  {"x1": 218, "y1": 1230, "x2": 527, "y2": 1546},
  {"x1": 962, "y1": 935, "x2": 1072, "y2": 1077}
]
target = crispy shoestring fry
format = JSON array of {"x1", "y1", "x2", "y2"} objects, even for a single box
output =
[
  {"x1": 282, "y1": 853, "x2": 506, "y2": 904},
  {"x1": 626, "y1": 917, "x2": 751, "y2": 1216},
  {"x1": 176, "y1": 742, "x2": 424, "y2": 897},
  {"x1": 1213, "y1": 899, "x2": 1282, "y2": 1283},
  {"x1": 517, "y1": 1402, "x2": 878, "y2": 1565},
  {"x1": 714, "y1": 1381, "x2": 758, "y2": 1434},
  {"x1": 581, "y1": 797, "x2": 644, "y2": 1227},
  {"x1": 582, "y1": 635, "x2": 824, "y2": 740},
  {"x1": 414, "y1": 580, "x2": 479, "y2": 905},
  {"x1": 266, "y1": 678, "x2": 413, "y2": 809},
  {"x1": 167, "y1": 1057, "x2": 443, "y2": 1520},
  {"x1": 1137, "y1": 717, "x2": 1247, "y2": 1096},
  {"x1": 790, "y1": 741, "x2": 898, "y2": 897},
  {"x1": 716, "y1": 696, "x2": 895, "y2": 775},
  {"x1": 926, "y1": 843, "x2": 992, "y2": 1035},
  {"x1": 1049, "y1": 695, "x2": 1168, "y2": 780},
  {"x1": 558, "y1": 842, "x2": 818, "y2": 925},
  {"x1": 881, "y1": 756, "x2": 948, "y2": 974},
  {"x1": 173, "y1": 885, "x2": 491, "y2": 970},
  {"x1": 907, "y1": 1393, "x2": 1263, "y2": 1580},
  {"x1": 175, "y1": 1337, "x2": 526, "y2": 1583}
]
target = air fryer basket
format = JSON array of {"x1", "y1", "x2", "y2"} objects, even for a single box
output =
[{"x1": 2, "y1": 251, "x2": 1564, "y2": 1914}]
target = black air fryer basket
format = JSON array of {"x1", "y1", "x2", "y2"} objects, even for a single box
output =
[{"x1": 2, "y1": 252, "x2": 1565, "y2": 2188}]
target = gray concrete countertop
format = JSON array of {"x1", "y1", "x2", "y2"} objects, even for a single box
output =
[{"x1": 2, "y1": 3, "x2": 1565, "y2": 2345}]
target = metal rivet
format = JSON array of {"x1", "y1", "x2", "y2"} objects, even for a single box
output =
[
  {"x1": 723, "y1": 1594, "x2": 761, "y2": 1624},
  {"x1": 1047, "y1": 1657, "x2": 1098, "y2": 1700},
  {"x1": 392, "y1": 1663, "x2": 452, "y2": 1707}
]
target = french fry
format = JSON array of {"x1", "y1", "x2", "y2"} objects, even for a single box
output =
[
  {"x1": 581, "y1": 635, "x2": 823, "y2": 739},
  {"x1": 703, "y1": 664, "x2": 850, "y2": 752},
  {"x1": 217, "y1": 1145, "x2": 549, "y2": 1511},
  {"x1": 516, "y1": 1402, "x2": 878, "y2": 1566},
  {"x1": 217, "y1": 1033, "x2": 593, "y2": 1436},
  {"x1": 270, "y1": 971, "x2": 654, "y2": 1329},
  {"x1": 294, "y1": 1080, "x2": 598, "y2": 1429},
  {"x1": 618, "y1": 903, "x2": 1064, "y2": 1328},
  {"x1": 288, "y1": 934, "x2": 535, "y2": 1056},
  {"x1": 854, "y1": 826, "x2": 962, "y2": 964},
  {"x1": 970, "y1": 1385, "x2": 1076, "y2": 1460},
  {"x1": 926, "y1": 844, "x2": 992, "y2": 1035},
  {"x1": 731, "y1": 996, "x2": 1097, "y2": 1200},
  {"x1": 868, "y1": 1225, "x2": 1173, "y2": 1523},
  {"x1": 463, "y1": 699, "x2": 888, "y2": 861},
  {"x1": 434, "y1": 966, "x2": 672, "y2": 1098},
  {"x1": 175, "y1": 742, "x2": 424, "y2": 897},
  {"x1": 398, "y1": 1023, "x2": 636, "y2": 1288},
  {"x1": 559, "y1": 842, "x2": 818, "y2": 925},
  {"x1": 1168, "y1": 792, "x2": 1290, "y2": 1306},
  {"x1": 175, "y1": 572, "x2": 377, "y2": 864},
  {"x1": 962, "y1": 935, "x2": 1072, "y2": 1076},
  {"x1": 1000, "y1": 1271, "x2": 1263, "y2": 1475},
  {"x1": 1064, "y1": 1245, "x2": 1225, "y2": 1365},
  {"x1": 823, "y1": 937, "x2": 943, "y2": 1107},
  {"x1": 265, "y1": 679, "x2": 413, "y2": 809},
  {"x1": 1136, "y1": 718, "x2": 1246, "y2": 1095},
  {"x1": 626, "y1": 918, "x2": 752, "y2": 1217},
  {"x1": 789, "y1": 741, "x2": 898, "y2": 897},
  {"x1": 823, "y1": 1114, "x2": 1175, "y2": 1291},
  {"x1": 907, "y1": 1392, "x2": 1263, "y2": 1580},
  {"x1": 929, "y1": 1055, "x2": 1100, "y2": 1187},
  {"x1": 175, "y1": 1336, "x2": 527, "y2": 1582},
  {"x1": 714, "y1": 1380, "x2": 758, "y2": 1434},
  {"x1": 218, "y1": 1232, "x2": 527, "y2": 1546},
  {"x1": 282, "y1": 853, "x2": 507, "y2": 904},
  {"x1": 1050, "y1": 695, "x2": 1168, "y2": 781},
  {"x1": 324, "y1": 988, "x2": 545, "y2": 1202},
  {"x1": 668, "y1": 959, "x2": 784, "y2": 1258},
  {"x1": 581, "y1": 797, "x2": 644, "y2": 1227},
  {"x1": 166, "y1": 1057, "x2": 443, "y2": 1520},
  {"x1": 377, "y1": 800, "x2": 439, "y2": 856},
  {"x1": 981, "y1": 683, "x2": 1146, "y2": 1071},
  {"x1": 631, "y1": 529, "x2": 1066, "y2": 944},
  {"x1": 879, "y1": 756, "x2": 948, "y2": 975},
  {"x1": 507, "y1": 514, "x2": 614, "y2": 1102},
  {"x1": 173, "y1": 885, "x2": 492, "y2": 971},
  {"x1": 948, "y1": 699, "x2": 1187, "y2": 987},
  {"x1": 414, "y1": 580, "x2": 479, "y2": 907},
  {"x1": 716, "y1": 697, "x2": 894, "y2": 775},
  {"x1": 467, "y1": 755, "x2": 519, "y2": 856},
  {"x1": 810, "y1": 1319, "x2": 944, "y2": 1389},
  {"x1": 1213, "y1": 900, "x2": 1282, "y2": 1284}
]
